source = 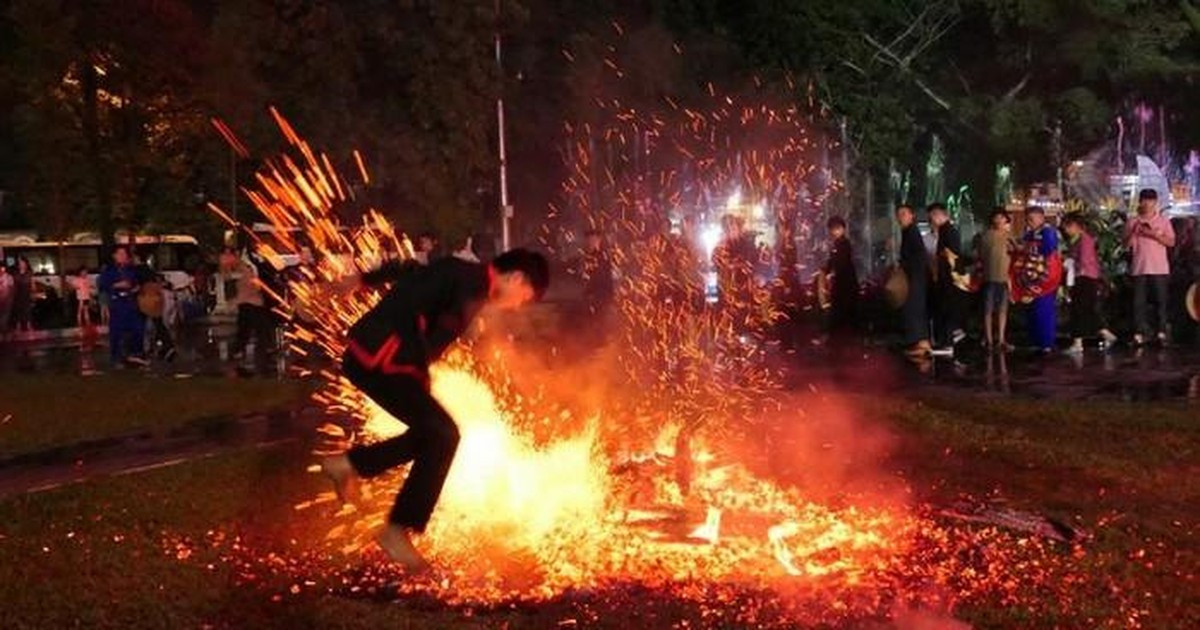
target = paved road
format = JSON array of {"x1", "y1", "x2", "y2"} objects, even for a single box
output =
[{"x1": 2, "y1": 326, "x2": 1196, "y2": 498}]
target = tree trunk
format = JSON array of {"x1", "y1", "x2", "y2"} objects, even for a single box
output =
[{"x1": 80, "y1": 49, "x2": 113, "y2": 251}]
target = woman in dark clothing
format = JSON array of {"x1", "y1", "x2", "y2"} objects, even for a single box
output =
[
  {"x1": 897, "y1": 205, "x2": 931, "y2": 356},
  {"x1": 822, "y1": 216, "x2": 859, "y2": 341},
  {"x1": 12, "y1": 257, "x2": 34, "y2": 333}
]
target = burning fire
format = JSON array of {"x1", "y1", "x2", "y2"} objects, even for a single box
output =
[{"x1": 190, "y1": 109, "x2": 1151, "y2": 627}]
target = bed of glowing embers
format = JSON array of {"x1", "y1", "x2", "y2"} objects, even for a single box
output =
[{"x1": 156, "y1": 359, "x2": 1158, "y2": 628}]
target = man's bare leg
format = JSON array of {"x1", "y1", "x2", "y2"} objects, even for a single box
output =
[
  {"x1": 983, "y1": 312, "x2": 994, "y2": 348},
  {"x1": 997, "y1": 305, "x2": 1010, "y2": 350},
  {"x1": 377, "y1": 523, "x2": 431, "y2": 572},
  {"x1": 321, "y1": 453, "x2": 361, "y2": 504}
]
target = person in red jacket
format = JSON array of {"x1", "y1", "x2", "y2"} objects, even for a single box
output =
[{"x1": 321, "y1": 248, "x2": 549, "y2": 571}]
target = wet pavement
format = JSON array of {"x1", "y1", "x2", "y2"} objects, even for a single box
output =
[
  {"x1": 0, "y1": 407, "x2": 319, "y2": 498},
  {"x1": 2, "y1": 325, "x2": 1197, "y2": 498}
]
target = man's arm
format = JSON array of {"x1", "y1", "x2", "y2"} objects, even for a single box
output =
[
  {"x1": 361, "y1": 259, "x2": 417, "y2": 288},
  {"x1": 1156, "y1": 218, "x2": 1176, "y2": 247}
]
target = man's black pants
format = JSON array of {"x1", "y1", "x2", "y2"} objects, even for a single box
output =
[
  {"x1": 343, "y1": 354, "x2": 459, "y2": 533},
  {"x1": 1132, "y1": 274, "x2": 1170, "y2": 337}
]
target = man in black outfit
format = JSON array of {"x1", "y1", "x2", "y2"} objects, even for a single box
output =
[
  {"x1": 822, "y1": 216, "x2": 859, "y2": 343},
  {"x1": 897, "y1": 204, "x2": 932, "y2": 357},
  {"x1": 928, "y1": 203, "x2": 967, "y2": 350},
  {"x1": 321, "y1": 248, "x2": 549, "y2": 570}
]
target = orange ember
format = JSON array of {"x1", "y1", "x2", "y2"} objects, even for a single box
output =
[{"x1": 186, "y1": 112, "x2": 1151, "y2": 628}]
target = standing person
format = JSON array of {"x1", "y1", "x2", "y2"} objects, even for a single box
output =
[
  {"x1": 1020, "y1": 207, "x2": 1062, "y2": 354},
  {"x1": 928, "y1": 203, "x2": 967, "y2": 349},
  {"x1": 319, "y1": 249, "x2": 549, "y2": 570},
  {"x1": 414, "y1": 232, "x2": 438, "y2": 266},
  {"x1": 821, "y1": 216, "x2": 859, "y2": 342},
  {"x1": 97, "y1": 246, "x2": 148, "y2": 366},
  {"x1": 1062, "y1": 214, "x2": 1118, "y2": 354},
  {"x1": 1173, "y1": 217, "x2": 1200, "y2": 345},
  {"x1": 451, "y1": 235, "x2": 480, "y2": 263},
  {"x1": 11, "y1": 257, "x2": 34, "y2": 334},
  {"x1": 897, "y1": 204, "x2": 932, "y2": 357},
  {"x1": 0, "y1": 263, "x2": 13, "y2": 337},
  {"x1": 578, "y1": 229, "x2": 615, "y2": 315},
  {"x1": 1124, "y1": 189, "x2": 1176, "y2": 346},
  {"x1": 226, "y1": 250, "x2": 275, "y2": 372},
  {"x1": 71, "y1": 268, "x2": 93, "y2": 328},
  {"x1": 979, "y1": 208, "x2": 1015, "y2": 351},
  {"x1": 138, "y1": 271, "x2": 176, "y2": 362}
]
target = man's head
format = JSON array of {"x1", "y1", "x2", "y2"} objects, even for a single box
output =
[
  {"x1": 826, "y1": 216, "x2": 847, "y2": 239},
  {"x1": 1062, "y1": 212, "x2": 1086, "y2": 238},
  {"x1": 490, "y1": 248, "x2": 550, "y2": 310},
  {"x1": 989, "y1": 208, "x2": 1011, "y2": 231},
  {"x1": 927, "y1": 203, "x2": 949, "y2": 227},
  {"x1": 1026, "y1": 206, "x2": 1046, "y2": 229},
  {"x1": 1137, "y1": 189, "x2": 1159, "y2": 216},
  {"x1": 584, "y1": 229, "x2": 603, "y2": 251},
  {"x1": 895, "y1": 204, "x2": 915, "y2": 228},
  {"x1": 417, "y1": 232, "x2": 437, "y2": 253},
  {"x1": 113, "y1": 246, "x2": 130, "y2": 266}
]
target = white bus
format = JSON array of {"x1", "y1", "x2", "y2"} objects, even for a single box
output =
[{"x1": 0, "y1": 234, "x2": 204, "y2": 303}]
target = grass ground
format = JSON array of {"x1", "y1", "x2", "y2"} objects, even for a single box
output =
[
  {"x1": 0, "y1": 373, "x2": 310, "y2": 458},
  {"x1": 0, "y1": 390, "x2": 1196, "y2": 628}
]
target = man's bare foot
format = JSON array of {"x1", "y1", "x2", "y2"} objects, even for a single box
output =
[
  {"x1": 376, "y1": 524, "x2": 431, "y2": 572},
  {"x1": 320, "y1": 454, "x2": 360, "y2": 504}
]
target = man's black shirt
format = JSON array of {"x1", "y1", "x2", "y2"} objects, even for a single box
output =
[{"x1": 348, "y1": 257, "x2": 492, "y2": 373}]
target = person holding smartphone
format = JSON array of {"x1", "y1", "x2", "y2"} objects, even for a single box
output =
[{"x1": 1123, "y1": 189, "x2": 1176, "y2": 346}]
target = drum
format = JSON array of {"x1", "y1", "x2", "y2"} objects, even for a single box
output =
[
  {"x1": 883, "y1": 265, "x2": 909, "y2": 309},
  {"x1": 1187, "y1": 281, "x2": 1200, "y2": 323},
  {"x1": 1010, "y1": 248, "x2": 1062, "y2": 304}
]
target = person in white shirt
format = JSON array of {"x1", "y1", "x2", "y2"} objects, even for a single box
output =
[{"x1": 71, "y1": 268, "x2": 93, "y2": 327}]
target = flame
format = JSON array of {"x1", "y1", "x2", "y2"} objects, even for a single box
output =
[{"x1": 189, "y1": 111, "x2": 1151, "y2": 627}]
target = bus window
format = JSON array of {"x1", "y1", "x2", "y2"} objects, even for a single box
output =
[
  {"x1": 18, "y1": 247, "x2": 60, "y2": 275},
  {"x1": 61, "y1": 245, "x2": 101, "y2": 274},
  {"x1": 142, "y1": 243, "x2": 200, "y2": 272}
]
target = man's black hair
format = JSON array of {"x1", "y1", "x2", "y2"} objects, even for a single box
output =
[
  {"x1": 1026, "y1": 205, "x2": 1045, "y2": 216},
  {"x1": 1138, "y1": 188, "x2": 1158, "y2": 201},
  {"x1": 418, "y1": 231, "x2": 437, "y2": 241},
  {"x1": 493, "y1": 248, "x2": 550, "y2": 300},
  {"x1": 895, "y1": 203, "x2": 913, "y2": 214},
  {"x1": 989, "y1": 207, "x2": 1011, "y2": 223},
  {"x1": 826, "y1": 216, "x2": 847, "y2": 230},
  {"x1": 927, "y1": 202, "x2": 948, "y2": 214}
]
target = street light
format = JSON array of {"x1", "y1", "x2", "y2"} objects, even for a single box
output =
[{"x1": 496, "y1": 0, "x2": 512, "y2": 252}]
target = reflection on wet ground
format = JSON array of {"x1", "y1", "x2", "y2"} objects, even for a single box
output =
[
  {"x1": 0, "y1": 408, "x2": 317, "y2": 497},
  {"x1": 4, "y1": 326, "x2": 1199, "y2": 402},
  {"x1": 901, "y1": 344, "x2": 1200, "y2": 402},
  {"x1": 1, "y1": 328, "x2": 1195, "y2": 496}
]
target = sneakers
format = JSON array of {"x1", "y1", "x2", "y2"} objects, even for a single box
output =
[
  {"x1": 950, "y1": 329, "x2": 967, "y2": 345},
  {"x1": 124, "y1": 355, "x2": 150, "y2": 367},
  {"x1": 930, "y1": 346, "x2": 955, "y2": 357},
  {"x1": 1063, "y1": 342, "x2": 1084, "y2": 356},
  {"x1": 1156, "y1": 332, "x2": 1170, "y2": 347},
  {"x1": 1132, "y1": 334, "x2": 1147, "y2": 347}
]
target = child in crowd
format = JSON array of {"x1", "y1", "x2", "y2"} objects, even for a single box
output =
[
  {"x1": 1062, "y1": 214, "x2": 1117, "y2": 354},
  {"x1": 72, "y1": 268, "x2": 93, "y2": 328}
]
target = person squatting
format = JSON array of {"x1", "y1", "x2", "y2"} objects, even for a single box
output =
[{"x1": 320, "y1": 248, "x2": 550, "y2": 571}]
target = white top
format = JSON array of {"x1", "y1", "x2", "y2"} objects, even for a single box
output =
[{"x1": 71, "y1": 275, "x2": 92, "y2": 301}]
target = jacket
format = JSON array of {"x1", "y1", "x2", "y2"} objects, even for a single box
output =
[{"x1": 346, "y1": 257, "x2": 492, "y2": 379}]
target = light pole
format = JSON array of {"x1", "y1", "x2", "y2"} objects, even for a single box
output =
[{"x1": 495, "y1": 0, "x2": 512, "y2": 251}]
